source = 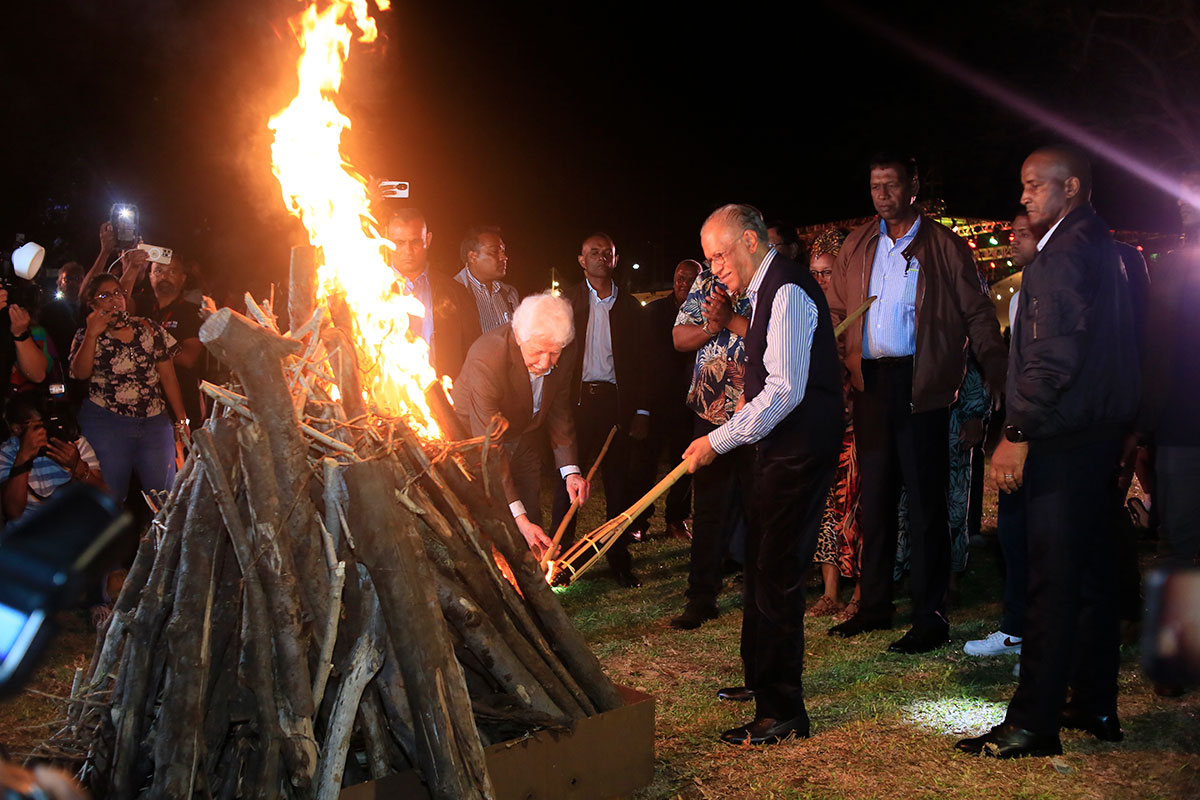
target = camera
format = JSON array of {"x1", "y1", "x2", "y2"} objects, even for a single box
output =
[
  {"x1": 110, "y1": 203, "x2": 139, "y2": 250},
  {"x1": 42, "y1": 383, "x2": 78, "y2": 444},
  {"x1": 0, "y1": 485, "x2": 129, "y2": 698},
  {"x1": 136, "y1": 242, "x2": 173, "y2": 265}
]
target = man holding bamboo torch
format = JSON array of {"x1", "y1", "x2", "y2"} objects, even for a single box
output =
[{"x1": 683, "y1": 204, "x2": 843, "y2": 745}]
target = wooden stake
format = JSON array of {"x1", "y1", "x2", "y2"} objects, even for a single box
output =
[
  {"x1": 540, "y1": 424, "x2": 617, "y2": 570},
  {"x1": 833, "y1": 295, "x2": 877, "y2": 338}
]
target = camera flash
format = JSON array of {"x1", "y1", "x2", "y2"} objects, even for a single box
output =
[{"x1": 119, "y1": 208, "x2": 133, "y2": 220}]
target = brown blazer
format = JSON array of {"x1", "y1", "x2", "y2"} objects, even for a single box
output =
[
  {"x1": 827, "y1": 215, "x2": 1007, "y2": 413},
  {"x1": 452, "y1": 324, "x2": 578, "y2": 505}
]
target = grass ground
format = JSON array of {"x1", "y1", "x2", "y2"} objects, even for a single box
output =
[
  {"x1": 2, "y1": 479, "x2": 1197, "y2": 799},
  {"x1": 559, "y1": 483, "x2": 1200, "y2": 800}
]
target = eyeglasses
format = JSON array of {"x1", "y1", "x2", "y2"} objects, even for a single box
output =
[
  {"x1": 707, "y1": 234, "x2": 747, "y2": 267},
  {"x1": 96, "y1": 290, "x2": 126, "y2": 300},
  {"x1": 810, "y1": 269, "x2": 833, "y2": 279}
]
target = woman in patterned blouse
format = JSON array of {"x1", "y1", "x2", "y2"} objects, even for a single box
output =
[{"x1": 69, "y1": 274, "x2": 188, "y2": 504}]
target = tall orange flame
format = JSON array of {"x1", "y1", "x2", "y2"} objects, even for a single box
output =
[{"x1": 269, "y1": 0, "x2": 444, "y2": 438}]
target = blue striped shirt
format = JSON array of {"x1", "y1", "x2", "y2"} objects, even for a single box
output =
[
  {"x1": 708, "y1": 249, "x2": 817, "y2": 454},
  {"x1": 862, "y1": 216, "x2": 920, "y2": 358}
]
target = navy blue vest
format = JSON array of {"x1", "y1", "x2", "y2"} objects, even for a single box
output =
[{"x1": 743, "y1": 254, "x2": 843, "y2": 458}]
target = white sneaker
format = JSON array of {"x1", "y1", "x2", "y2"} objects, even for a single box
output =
[{"x1": 963, "y1": 630, "x2": 1023, "y2": 656}]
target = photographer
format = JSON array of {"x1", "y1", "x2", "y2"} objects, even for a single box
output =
[
  {"x1": 0, "y1": 287, "x2": 49, "y2": 393},
  {"x1": 0, "y1": 395, "x2": 104, "y2": 521},
  {"x1": 69, "y1": 274, "x2": 186, "y2": 504}
]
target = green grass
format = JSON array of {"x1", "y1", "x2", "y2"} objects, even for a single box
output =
[{"x1": 558, "y1": 484, "x2": 1200, "y2": 800}]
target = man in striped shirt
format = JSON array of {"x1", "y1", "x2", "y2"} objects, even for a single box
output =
[
  {"x1": 455, "y1": 226, "x2": 520, "y2": 336},
  {"x1": 683, "y1": 204, "x2": 842, "y2": 745}
]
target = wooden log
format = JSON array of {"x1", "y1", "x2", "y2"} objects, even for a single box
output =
[
  {"x1": 288, "y1": 244, "x2": 318, "y2": 338},
  {"x1": 400, "y1": 475, "x2": 592, "y2": 717},
  {"x1": 314, "y1": 565, "x2": 384, "y2": 800},
  {"x1": 433, "y1": 571, "x2": 571, "y2": 723},
  {"x1": 150, "y1": 473, "x2": 222, "y2": 798},
  {"x1": 357, "y1": 689, "x2": 401, "y2": 780},
  {"x1": 199, "y1": 307, "x2": 306, "y2": 498},
  {"x1": 108, "y1": 468, "x2": 196, "y2": 799},
  {"x1": 326, "y1": 293, "x2": 368, "y2": 421},
  {"x1": 440, "y1": 453, "x2": 624, "y2": 713},
  {"x1": 344, "y1": 461, "x2": 495, "y2": 800},
  {"x1": 372, "y1": 639, "x2": 418, "y2": 765}
]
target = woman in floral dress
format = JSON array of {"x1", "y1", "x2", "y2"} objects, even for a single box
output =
[{"x1": 70, "y1": 274, "x2": 188, "y2": 504}]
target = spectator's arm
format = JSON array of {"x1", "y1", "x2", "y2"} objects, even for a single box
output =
[
  {"x1": 174, "y1": 337, "x2": 203, "y2": 370},
  {"x1": 9, "y1": 306, "x2": 47, "y2": 383},
  {"x1": 118, "y1": 250, "x2": 149, "y2": 298},
  {"x1": 1, "y1": 436, "x2": 41, "y2": 521},
  {"x1": 156, "y1": 359, "x2": 188, "y2": 423},
  {"x1": 82, "y1": 220, "x2": 118, "y2": 287},
  {"x1": 673, "y1": 323, "x2": 712, "y2": 352}
]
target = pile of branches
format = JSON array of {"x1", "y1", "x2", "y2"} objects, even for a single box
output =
[{"x1": 42, "y1": 254, "x2": 622, "y2": 800}]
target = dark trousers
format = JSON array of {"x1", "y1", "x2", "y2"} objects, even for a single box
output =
[
  {"x1": 997, "y1": 485, "x2": 1027, "y2": 637},
  {"x1": 631, "y1": 402, "x2": 694, "y2": 529},
  {"x1": 1156, "y1": 445, "x2": 1200, "y2": 569},
  {"x1": 1005, "y1": 437, "x2": 1122, "y2": 734},
  {"x1": 686, "y1": 417, "x2": 753, "y2": 608},
  {"x1": 551, "y1": 383, "x2": 633, "y2": 573},
  {"x1": 508, "y1": 429, "x2": 548, "y2": 528},
  {"x1": 742, "y1": 445, "x2": 836, "y2": 720},
  {"x1": 854, "y1": 358, "x2": 951, "y2": 630}
]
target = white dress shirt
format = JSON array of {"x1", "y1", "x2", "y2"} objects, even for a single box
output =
[{"x1": 708, "y1": 249, "x2": 818, "y2": 454}]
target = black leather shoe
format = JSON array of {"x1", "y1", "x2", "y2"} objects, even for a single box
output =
[
  {"x1": 717, "y1": 686, "x2": 755, "y2": 702},
  {"x1": 828, "y1": 614, "x2": 894, "y2": 638},
  {"x1": 613, "y1": 568, "x2": 642, "y2": 588},
  {"x1": 955, "y1": 723, "x2": 1062, "y2": 758},
  {"x1": 670, "y1": 604, "x2": 717, "y2": 630},
  {"x1": 719, "y1": 713, "x2": 811, "y2": 745},
  {"x1": 1060, "y1": 708, "x2": 1123, "y2": 742},
  {"x1": 887, "y1": 626, "x2": 950, "y2": 654}
]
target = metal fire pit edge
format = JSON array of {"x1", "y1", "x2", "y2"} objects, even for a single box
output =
[{"x1": 339, "y1": 685, "x2": 655, "y2": 800}]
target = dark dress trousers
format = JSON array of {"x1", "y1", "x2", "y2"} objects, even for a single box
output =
[
  {"x1": 550, "y1": 279, "x2": 649, "y2": 574},
  {"x1": 452, "y1": 324, "x2": 578, "y2": 528},
  {"x1": 737, "y1": 255, "x2": 843, "y2": 721}
]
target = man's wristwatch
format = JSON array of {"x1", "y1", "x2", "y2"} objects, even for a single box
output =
[
  {"x1": 12, "y1": 330, "x2": 30, "y2": 342},
  {"x1": 701, "y1": 320, "x2": 715, "y2": 336},
  {"x1": 1004, "y1": 424, "x2": 1027, "y2": 443}
]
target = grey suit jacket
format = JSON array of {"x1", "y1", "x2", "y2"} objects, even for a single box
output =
[{"x1": 452, "y1": 324, "x2": 578, "y2": 505}]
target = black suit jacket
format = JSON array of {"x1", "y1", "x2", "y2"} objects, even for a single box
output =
[
  {"x1": 562, "y1": 279, "x2": 649, "y2": 422},
  {"x1": 452, "y1": 324, "x2": 578, "y2": 505},
  {"x1": 427, "y1": 270, "x2": 481, "y2": 380}
]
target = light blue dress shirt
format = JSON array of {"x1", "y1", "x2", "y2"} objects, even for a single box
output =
[
  {"x1": 863, "y1": 216, "x2": 921, "y2": 358},
  {"x1": 396, "y1": 270, "x2": 434, "y2": 348}
]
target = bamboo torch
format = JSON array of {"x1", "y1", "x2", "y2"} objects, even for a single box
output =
[{"x1": 540, "y1": 424, "x2": 618, "y2": 571}]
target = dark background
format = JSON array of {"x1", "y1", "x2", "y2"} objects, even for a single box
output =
[{"x1": 2, "y1": 0, "x2": 1195, "y2": 298}]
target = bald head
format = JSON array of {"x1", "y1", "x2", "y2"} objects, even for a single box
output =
[{"x1": 1020, "y1": 146, "x2": 1092, "y2": 229}]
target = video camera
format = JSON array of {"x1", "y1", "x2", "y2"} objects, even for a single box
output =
[{"x1": 0, "y1": 485, "x2": 129, "y2": 699}]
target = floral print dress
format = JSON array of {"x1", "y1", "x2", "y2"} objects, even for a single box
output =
[{"x1": 71, "y1": 319, "x2": 179, "y2": 417}]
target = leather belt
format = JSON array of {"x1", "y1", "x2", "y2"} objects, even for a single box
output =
[
  {"x1": 581, "y1": 381, "x2": 617, "y2": 394},
  {"x1": 863, "y1": 356, "x2": 913, "y2": 368}
]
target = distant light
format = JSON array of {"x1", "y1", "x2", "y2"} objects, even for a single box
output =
[
  {"x1": 1136, "y1": 245, "x2": 1144, "y2": 252},
  {"x1": 988, "y1": 236, "x2": 999, "y2": 245},
  {"x1": 640, "y1": 300, "x2": 646, "y2": 306},
  {"x1": 996, "y1": 294, "x2": 1002, "y2": 300},
  {"x1": 632, "y1": 263, "x2": 640, "y2": 270},
  {"x1": 551, "y1": 288, "x2": 561, "y2": 297},
  {"x1": 968, "y1": 240, "x2": 977, "y2": 249},
  {"x1": 1006, "y1": 259, "x2": 1013, "y2": 266},
  {"x1": 1009, "y1": 286, "x2": 1015, "y2": 293},
  {"x1": 952, "y1": 226, "x2": 959, "y2": 233},
  {"x1": 551, "y1": 280, "x2": 559, "y2": 288},
  {"x1": 55, "y1": 290, "x2": 64, "y2": 300},
  {"x1": 989, "y1": 261, "x2": 995, "y2": 268}
]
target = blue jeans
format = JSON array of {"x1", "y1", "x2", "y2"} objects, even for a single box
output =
[{"x1": 78, "y1": 400, "x2": 177, "y2": 504}]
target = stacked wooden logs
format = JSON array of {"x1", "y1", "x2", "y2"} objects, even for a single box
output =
[{"x1": 56, "y1": 256, "x2": 622, "y2": 800}]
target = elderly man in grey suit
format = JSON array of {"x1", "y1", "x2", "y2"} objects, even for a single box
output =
[{"x1": 453, "y1": 292, "x2": 591, "y2": 557}]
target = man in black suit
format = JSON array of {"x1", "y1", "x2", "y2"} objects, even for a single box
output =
[
  {"x1": 453, "y1": 292, "x2": 589, "y2": 557},
  {"x1": 550, "y1": 232, "x2": 650, "y2": 588},
  {"x1": 386, "y1": 209, "x2": 480, "y2": 380},
  {"x1": 957, "y1": 146, "x2": 1139, "y2": 758}
]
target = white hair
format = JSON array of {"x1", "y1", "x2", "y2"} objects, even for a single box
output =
[{"x1": 511, "y1": 292, "x2": 574, "y2": 348}]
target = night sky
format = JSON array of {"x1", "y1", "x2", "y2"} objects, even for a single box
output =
[{"x1": 1, "y1": 0, "x2": 1189, "y2": 298}]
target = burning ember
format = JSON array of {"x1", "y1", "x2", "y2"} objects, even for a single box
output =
[{"x1": 268, "y1": 0, "x2": 444, "y2": 438}]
